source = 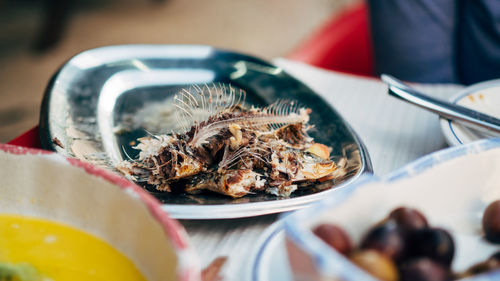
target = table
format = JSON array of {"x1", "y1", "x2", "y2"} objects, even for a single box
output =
[
  {"x1": 181, "y1": 59, "x2": 464, "y2": 280},
  {"x1": 7, "y1": 58, "x2": 464, "y2": 279}
]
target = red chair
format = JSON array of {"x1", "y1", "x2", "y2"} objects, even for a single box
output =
[
  {"x1": 287, "y1": 1, "x2": 374, "y2": 77},
  {"x1": 8, "y1": 126, "x2": 42, "y2": 148}
]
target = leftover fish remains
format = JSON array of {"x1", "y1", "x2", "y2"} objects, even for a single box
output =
[{"x1": 118, "y1": 85, "x2": 348, "y2": 198}]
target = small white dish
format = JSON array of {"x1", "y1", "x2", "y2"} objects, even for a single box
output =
[
  {"x1": 246, "y1": 221, "x2": 291, "y2": 281},
  {"x1": 440, "y1": 79, "x2": 500, "y2": 146}
]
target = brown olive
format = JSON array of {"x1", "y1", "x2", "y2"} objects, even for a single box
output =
[
  {"x1": 406, "y1": 228, "x2": 455, "y2": 267},
  {"x1": 360, "y1": 220, "x2": 406, "y2": 261},
  {"x1": 350, "y1": 250, "x2": 399, "y2": 281},
  {"x1": 388, "y1": 207, "x2": 428, "y2": 233},
  {"x1": 399, "y1": 258, "x2": 451, "y2": 281},
  {"x1": 483, "y1": 200, "x2": 500, "y2": 243},
  {"x1": 459, "y1": 258, "x2": 500, "y2": 278},
  {"x1": 457, "y1": 251, "x2": 500, "y2": 278},
  {"x1": 312, "y1": 223, "x2": 352, "y2": 255}
]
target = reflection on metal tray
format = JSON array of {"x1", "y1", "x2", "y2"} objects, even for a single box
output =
[{"x1": 39, "y1": 45, "x2": 372, "y2": 219}]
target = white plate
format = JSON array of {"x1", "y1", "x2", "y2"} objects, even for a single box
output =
[
  {"x1": 246, "y1": 221, "x2": 291, "y2": 281},
  {"x1": 265, "y1": 138, "x2": 500, "y2": 280},
  {"x1": 440, "y1": 79, "x2": 500, "y2": 146}
]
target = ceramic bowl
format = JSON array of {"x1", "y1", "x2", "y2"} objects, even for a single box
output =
[
  {"x1": 284, "y1": 138, "x2": 500, "y2": 281},
  {"x1": 0, "y1": 144, "x2": 200, "y2": 281},
  {"x1": 440, "y1": 80, "x2": 500, "y2": 146}
]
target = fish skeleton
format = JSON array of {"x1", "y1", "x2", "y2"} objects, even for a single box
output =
[{"x1": 117, "y1": 84, "x2": 347, "y2": 198}]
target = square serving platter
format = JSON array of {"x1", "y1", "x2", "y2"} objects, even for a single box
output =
[{"x1": 39, "y1": 45, "x2": 371, "y2": 219}]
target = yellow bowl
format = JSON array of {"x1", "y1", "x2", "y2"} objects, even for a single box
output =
[{"x1": 0, "y1": 144, "x2": 200, "y2": 281}]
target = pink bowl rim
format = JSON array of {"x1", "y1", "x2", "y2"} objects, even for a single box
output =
[{"x1": 0, "y1": 143, "x2": 200, "y2": 281}]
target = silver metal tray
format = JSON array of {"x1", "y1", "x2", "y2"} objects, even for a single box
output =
[{"x1": 39, "y1": 45, "x2": 372, "y2": 219}]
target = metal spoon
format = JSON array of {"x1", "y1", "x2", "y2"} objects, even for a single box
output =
[{"x1": 381, "y1": 74, "x2": 500, "y2": 137}]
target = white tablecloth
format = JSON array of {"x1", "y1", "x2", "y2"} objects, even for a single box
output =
[{"x1": 181, "y1": 59, "x2": 464, "y2": 280}]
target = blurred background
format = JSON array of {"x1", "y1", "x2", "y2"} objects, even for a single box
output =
[{"x1": 0, "y1": 0, "x2": 356, "y2": 143}]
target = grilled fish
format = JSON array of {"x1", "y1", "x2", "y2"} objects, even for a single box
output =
[{"x1": 117, "y1": 84, "x2": 347, "y2": 198}]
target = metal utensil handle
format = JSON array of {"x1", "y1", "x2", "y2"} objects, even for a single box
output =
[{"x1": 381, "y1": 74, "x2": 500, "y2": 135}]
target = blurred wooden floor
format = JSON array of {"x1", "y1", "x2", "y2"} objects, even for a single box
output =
[{"x1": 0, "y1": 0, "x2": 355, "y2": 143}]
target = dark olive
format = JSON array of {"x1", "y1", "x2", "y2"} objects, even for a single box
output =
[
  {"x1": 399, "y1": 258, "x2": 451, "y2": 281},
  {"x1": 389, "y1": 207, "x2": 428, "y2": 233},
  {"x1": 360, "y1": 220, "x2": 406, "y2": 261},
  {"x1": 406, "y1": 228, "x2": 455, "y2": 267},
  {"x1": 350, "y1": 250, "x2": 399, "y2": 281},
  {"x1": 489, "y1": 250, "x2": 500, "y2": 262},
  {"x1": 483, "y1": 200, "x2": 500, "y2": 243},
  {"x1": 312, "y1": 223, "x2": 352, "y2": 255}
]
